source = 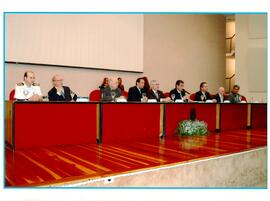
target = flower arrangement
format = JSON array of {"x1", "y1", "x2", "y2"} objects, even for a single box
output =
[
  {"x1": 177, "y1": 107, "x2": 209, "y2": 136},
  {"x1": 177, "y1": 120, "x2": 208, "y2": 136}
]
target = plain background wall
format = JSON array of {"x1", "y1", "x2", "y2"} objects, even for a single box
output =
[
  {"x1": 6, "y1": 14, "x2": 144, "y2": 72},
  {"x1": 143, "y1": 14, "x2": 225, "y2": 94},
  {"x1": 235, "y1": 14, "x2": 267, "y2": 102},
  {"x1": 5, "y1": 14, "x2": 226, "y2": 99}
]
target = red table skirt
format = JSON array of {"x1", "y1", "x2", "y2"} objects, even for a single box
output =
[
  {"x1": 6, "y1": 102, "x2": 266, "y2": 149},
  {"x1": 166, "y1": 104, "x2": 216, "y2": 135},
  {"x1": 14, "y1": 103, "x2": 97, "y2": 149}
]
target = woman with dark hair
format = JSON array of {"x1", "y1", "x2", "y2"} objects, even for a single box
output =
[
  {"x1": 118, "y1": 77, "x2": 125, "y2": 91},
  {"x1": 99, "y1": 77, "x2": 109, "y2": 89},
  {"x1": 142, "y1": 76, "x2": 150, "y2": 92}
]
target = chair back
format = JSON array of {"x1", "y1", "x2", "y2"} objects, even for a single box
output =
[
  {"x1": 9, "y1": 89, "x2": 15, "y2": 100},
  {"x1": 89, "y1": 90, "x2": 101, "y2": 101}
]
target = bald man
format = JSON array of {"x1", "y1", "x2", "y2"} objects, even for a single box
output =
[
  {"x1": 48, "y1": 75, "x2": 77, "y2": 101},
  {"x1": 214, "y1": 87, "x2": 225, "y2": 103},
  {"x1": 14, "y1": 71, "x2": 43, "y2": 101},
  {"x1": 101, "y1": 77, "x2": 122, "y2": 101}
]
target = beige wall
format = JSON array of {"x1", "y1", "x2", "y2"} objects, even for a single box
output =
[
  {"x1": 235, "y1": 14, "x2": 267, "y2": 102},
  {"x1": 143, "y1": 14, "x2": 225, "y2": 94},
  {"x1": 6, "y1": 14, "x2": 144, "y2": 72},
  {"x1": 5, "y1": 14, "x2": 226, "y2": 99}
]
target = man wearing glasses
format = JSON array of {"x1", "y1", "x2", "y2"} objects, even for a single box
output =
[{"x1": 48, "y1": 74, "x2": 77, "y2": 101}]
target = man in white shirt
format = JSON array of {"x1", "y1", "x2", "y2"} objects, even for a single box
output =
[{"x1": 14, "y1": 71, "x2": 42, "y2": 101}]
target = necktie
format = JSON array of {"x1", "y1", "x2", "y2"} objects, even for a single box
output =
[
  {"x1": 179, "y1": 91, "x2": 182, "y2": 99},
  {"x1": 61, "y1": 90, "x2": 65, "y2": 99},
  {"x1": 155, "y1": 91, "x2": 159, "y2": 99},
  {"x1": 219, "y1": 94, "x2": 223, "y2": 102}
]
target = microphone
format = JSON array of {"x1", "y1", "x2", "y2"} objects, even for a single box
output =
[{"x1": 183, "y1": 89, "x2": 190, "y2": 95}]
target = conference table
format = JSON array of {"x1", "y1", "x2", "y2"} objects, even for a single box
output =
[{"x1": 5, "y1": 101, "x2": 267, "y2": 150}]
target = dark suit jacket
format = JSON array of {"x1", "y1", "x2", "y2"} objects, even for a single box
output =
[
  {"x1": 101, "y1": 86, "x2": 122, "y2": 101},
  {"x1": 228, "y1": 93, "x2": 241, "y2": 103},
  {"x1": 147, "y1": 89, "x2": 165, "y2": 102},
  {"x1": 128, "y1": 86, "x2": 145, "y2": 101},
  {"x1": 214, "y1": 93, "x2": 225, "y2": 103},
  {"x1": 48, "y1": 86, "x2": 77, "y2": 101},
  {"x1": 169, "y1": 88, "x2": 186, "y2": 101},
  {"x1": 195, "y1": 91, "x2": 212, "y2": 102}
]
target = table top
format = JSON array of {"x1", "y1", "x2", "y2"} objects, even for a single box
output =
[{"x1": 6, "y1": 100, "x2": 267, "y2": 105}]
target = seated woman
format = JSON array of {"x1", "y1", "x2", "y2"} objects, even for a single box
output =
[
  {"x1": 99, "y1": 77, "x2": 109, "y2": 89},
  {"x1": 118, "y1": 77, "x2": 125, "y2": 91},
  {"x1": 142, "y1": 76, "x2": 150, "y2": 92}
]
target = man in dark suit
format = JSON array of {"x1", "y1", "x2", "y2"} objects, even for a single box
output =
[
  {"x1": 169, "y1": 80, "x2": 188, "y2": 102},
  {"x1": 48, "y1": 75, "x2": 77, "y2": 101},
  {"x1": 228, "y1": 84, "x2": 243, "y2": 103},
  {"x1": 195, "y1": 82, "x2": 212, "y2": 102},
  {"x1": 214, "y1": 87, "x2": 225, "y2": 103},
  {"x1": 147, "y1": 80, "x2": 170, "y2": 102},
  {"x1": 128, "y1": 78, "x2": 146, "y2": 101}
]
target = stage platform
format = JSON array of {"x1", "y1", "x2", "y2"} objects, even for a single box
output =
[{"x1": 5, "y1": 128, "x2": 267, "y2": 187}]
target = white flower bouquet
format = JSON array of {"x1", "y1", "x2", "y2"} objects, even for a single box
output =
[{"x1": 177, "y1": 120, "x2": 208, "y2": 136}]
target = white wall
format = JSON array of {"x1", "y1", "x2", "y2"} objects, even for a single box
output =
[
  {"x1": 235, "y1": 14, "x2": 267, "y2": 102},
  {"x1": 5, "y1": 14, "x2": 226, "y2": 99},
  {"x1": 6, "y1": 14, "x2": 144, "y2": 72}
]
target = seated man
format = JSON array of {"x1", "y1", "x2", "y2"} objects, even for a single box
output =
[
  {"x1": 101, "y1": 77, "x2": 122, "y2": 101},
  {"x1": 128, "y1": 77, "x2": 146, "y2": 101},
  {"x1": 169, "y1": 80, "x2": 188, "y2": 102},
  {"x1": 147, "y1": 80, "x2": 171, "y2": 102},
  {"x1": 214, "y1": 87, "x2": 225, "y2": 103},
  {"x1": 195, "y1": 82, "x2": 212, "y2": 102},
  {"x1": 228, "y1": 84, "x2": 243, "y2": 103},
  {"x1": 14, "y1": 71, "x2": 42, "y2": 101},
  {"x1": 48, "y1": 75, "x2": 77, "y2": 101}
]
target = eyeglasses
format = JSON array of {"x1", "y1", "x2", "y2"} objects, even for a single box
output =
[{"x1": 53, "y1": 79, "x2": 63, "y2": 82}]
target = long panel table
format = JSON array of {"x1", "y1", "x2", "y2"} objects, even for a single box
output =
[
  {"x1": 165, "y1": 104, "x2": 217, "y2": 135},
  {"x1": 5, "y1": 101, "x2": 267, "y2": 150},
  {"x1": 102, "y1": 103, "x2": 161, "y2": 143},
  {"x1": 6, "y1": 102, "x2": 98, "y2": 149}
]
